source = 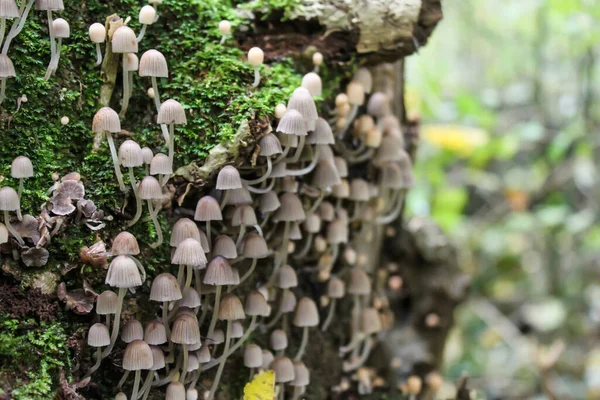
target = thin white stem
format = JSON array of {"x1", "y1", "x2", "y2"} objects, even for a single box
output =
[
  {"x1": 168, "y1": 124, "x2": 175, "y2": 169},
  {"x1": 17, "y1": 179, "x2": 23, "y2": 199},
  {"x1": 287, "y1": 135, "x2": 305, "y2": 163},
  {"x1": 127, "y1": 168, "x2": 142, "y2": 226},
  {"x1": 0, "y1": 18, "x2": 6, "y2": 49},
  {"x1": 252, "y1": 66, "x2": 260, "y2": 87},
  {"x1": 4, "y1": 210, "x2": 23, "y2": 246},
  {"x1": 147, "y1": 200, "x2": 163, "y2": 248},
  {"x1": 102, "y1": 287, "x2": 126, "y2": 357},
  {"x1": 244, "y1": 157, "x2": 272, "y2": 185},
  {"x1": 202, "y1": 315, "x2": 257, "y2": 371},
  {"x1": 321, "y1": 298, "x2": 336, "y2": 332},
  {"x1": 338, "y1": 105, "x2": 358, "y2": 139},
  {"x1": 120, "y1": 54, "x2": 131, "y2": 117},
  {"x1": 285, "y1": 146, "x2": 320, "y2": 176},
  {"x1": 273, "y1": 143, "x2": 292, "y2": 164},
  {"x1": 151, "y1": 76, "x2": 170, "y2": 143},
  {"x1": 247, "y1": 178, "x2": 275, "y2": 194},
  {"x1": 233, "y1": 258, "x2": 257, "y2": 289},
  {"x1": 294, "y1": 326, "x2": 309, "y2": 361},
  {"x1": 105, "y1": 132, "x2": 126, "y2": 191},
  {"x1": 306, "y1": 190, "x2": 326, "y2": 215},
  {"x1": 44, "y1": 10, "x2": 56, "y2": 79},
  {"x1": 0, "y1": 78, "x2": 6, "y2": 105},
  {"x1": 131, "y1": 370, "x2": 142, "y2": 400},
  {"x1": 139, "y1": 371, "x2": 154, "y2": 400},
  {"x1": 136, "y1": 24, "x2": 147, "y2": 42},
  {"x1": 206, "y1": 285, "x2": 222, "y2": 340},
  {"x1": 376, "y1": 190, "x2": 405, "y2": 224},
  {"x1": 294, "y1": 233, "x2": 313, "y2": 259},
  {"x1": 95, "y1": 43, "x2": 103, "y2": 66},
  {"x1": 342, "y1": 336, "x2": 374, "y2": 372},
  {"x1": 180, "y1": 343, "x2": 189, "y2": 383},
  {"x1": 207, "y1": 320, "x2": 231, "y2": 400},
  {"x1": 2, "y1": 0, "x2": 34, "y2": 54}
]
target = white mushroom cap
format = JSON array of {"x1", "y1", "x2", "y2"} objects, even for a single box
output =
[
  {"x1": 11, "y1": 156, "x2": 33, "y2": 179},
  {"x1": 122, "y1": 340, "x2": 153, "y2": 371},
  {"x1": 287, "y1": 87, "x2": 318, "y2": 131},
  {"x1": 92, "y1": 107, "x2": 121, "y2": 133},
  {"x1": 88, "y1": 323, "x2": 110, "y2": 347},
  {"x1": 124, "y1": 53, "x2": 139, "y2": 72},
  {"x1": 105, "y1": 255, "x2": 142, "y2": 288},
  {"x1": 270, "y1": 356, "x2": 295, "y2": 383},
  {"x1": 194, "y1": 195, "x2": 222, "y2": 222},
  {"x1": 301, "y1": 72, "x2": 322, "y2": 97},
  {"x1": 247, "y1": 47, "x2": 264, "y2": 66},
  {"x1": 35, "y1": 0, "x2": 64, "y2": 11},
  {"x1": 96, "y1": 290, "x2": 118, "y2": 314},
  {"x1": 139, "y1": 49, "x2": 168, "y2": 78},
  {"x1": 170, "y1": 218, "x2": 201, "y2": 247},
  {"x1": 137, "y1": 176, "x2": 162, "y2": 199},
  {"x1": 111, "y1": 26, "x2": 138, "y2": 54},
  {"x1": 274, "y1": 103, "x2": 287, "y2": 119},
  {"x1": 121, "y1": 319, "x2": 144, "y2": 343},
  {"x1": 139, "y1": 5, "x2": 156, "y2": 24},
  {"x1": 0, "y1": 0, "x2": 19, "y2": 18},
  {"x1": 118, "y1": 140, "x2": 143, "y2": 168},
  {"x1": 244, "y1": 344, "x2": 262, "y2": 368},
  {"x1": 144, "y1": 320, "x2": 168, "y2": 345},
  {"x1": 171, "y1": 238, "x2": 207, "y2": 267},
  {"x1": 215, "y1": 165, "x2": 242, "y2": 190},
  {"x1": 293, "y1": 297, "x2": 320, "y2": 327},
  {"x1": 88, "y1": 23, "x2": 106, "y2": 43},
  {"x1": 0, "y1": 187, "x2": 20, "y2": 211},
  {"x1": 312, "y1": 52, "x2": 323, "y2": 66},
  {"x1": 291, "y1": 361, "x2": 310, "y2": 386},
  {"x1": 52, "y1": 18, "x2": 70, "y2": 38},
  {"x1": 150, "y1": 273, "x2": 182, "y2": 302},
  {"x1": 157, "y1": 99, "x2": 186, "y2": 124},
  {"x1": 141, "y1": 147, "x2": 153, "y2": 164},
  {"x1": 149, "y1": 153, "x2": 173, "y2": 175},
  {"x1": 276, "y1": 109, "x2": 307, "y2": 136},
  {"x1": 0, "y1": 54, "x2": 16, "y2": 78},
  {"x1": 218, "y1": 20, "x2": 231, "y2": 35}
]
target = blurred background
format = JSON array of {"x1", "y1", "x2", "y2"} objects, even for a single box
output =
[{"x1": 405, "y1": 0, "x2": 600, "y2": 398}]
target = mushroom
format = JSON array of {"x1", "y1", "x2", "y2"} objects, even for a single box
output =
[
  {"x1": 270, "y1": 192, "x2": 305, "y2": 283},
  {"x1": 0, "y1": 1, "x2": 19, "y2": 53},
  {"x1": 88, "y1": 22, "x2": 106, "y2": 65},
  {"x1": 287, "y1": 87, "x2": 318, "y2": 131},
  {"x1": 353, "y1": 67, "x2": 373, "y2": 94},
  {"x1": 1, "y1": 0, "x2": 34, "y2": 55},
  {"x1": 247, "y1": 46, "x2": 264, "y2": 87},
  {"x1": 301, "y1": 72, "x2": 322, "y2": 97},
  {"x1": 270, "y1": 356, "x2": 295, "y2": 400},
  {"x1": 36, "y1": 0, "x2": 64, "y2": 81},
  {"x1": 141, "y1": 147, "x2": 153, "y2": 174},
  {"x1": 124, "y1": 53, "x2": 138, "y2": 98},
  {"x1": 136, "y1": 5, "x2": 156, "y2": 42},
  {"x1": 274, "y1": 109, "x2": 306, "y2": 163},
  {"x1": 218, "y1": 19, "x2": 230, "y2": 44},
  {"x1": 215, "y1": 166, "x2": 243, "y2": 209},
  {"x1": 290, "y1": 361, "x2": 310, "y2": 400},
  {"x1": 137, "y1": 176, "x2": 164, "y2": 247},
  {"x1": 172, "y1": 237, "x2": 207, "y2": 291},
  {"x1": 270, "y1": 329, "x2": 288, "y2": 356},
  {"x1": 44, "y1": 17, "x2": 69, "y2": 79},
  {"x1": 171, "y1": 313, "x2": 201, "y2": 384},
  {"x1": 274, "y1": 103, "x2": 287, "y2": 119},
  {"x1": 206, "y1": 293, "x2": 245, "y2": 400},
  {"x1": 96, "y1": 290, "x2": 118, "y2": 330},
  {"x1": 139, "y1": 49, "x2": 170, "y2": 143},
  {"x1": 236, "y1": 232, "x2": 268, "y2": 286},
  {"x1": 149, "y1": 273, "x2": 182, "y2": 337},
  {"x1": 292, "y1": 297, "x2": 319, "y2": 361},
  {"x1": 340, "y1": 268, "x2": 371, "y2": 355},
  {"x1": 194, "y1": 195, "x2": 222, "y2": 244},
  {"x1": 312, "y1": 51, "x2": 323, "y2": 73},
  {"x1": 121, "y1": 319, "x2": 144, "y2": 343},
  {"x1": 231, "y1": 204, "x2": 258, "y2": 248},
  {"x1": 0, "y1": 54, "x2": 15, "y2": 105},
  {"x1": 244, "y1": 344, "x2": 263, "y2": 378},
  {"x1": 342, "y1": 308, "x2": 382, "y2": 372},
  {"x1": 138, "y1": 346, "x2": 165, "y2": 398},
  {"x1": 85, "y1": 323, "x2": 110, "y2": 376},
  {"x1": 111, "y1": 25, "x2": 138, "y2": 117},
  {"x1": 0, "y1": 186, "x2": 23, "y2": 245},
  {"x1": 118, "y1": 140, "x2": 144, "y2": 226},
  {"x1": 123, "y1": 340, "x2": 153, "y2": 400},
  {"x1": 92, "y1": 107, "x2": 125, "y2": 191},
  {"x1": 295, "y1": 213, "x2": 321, "y2": 259},
  {"x1": 10, "y1": 156, "x2": 33, "y2": 199},
  {"x1": 338, "y1": 81, "x2": 365, "y2": 137},
  {"x1": 157, "y1": 99, "x2": 186, "y2": 167},
  {"x1": 244, "y1": 133, "x2": 282, "y2": 187},
  {"x1": 321, "y1": 277, "x2": 345, "y2": 332},
  {"x1": 203, "y1": 256, "x2": 237, "y2": 340},
  {"x1": 149, "y1": 153, "x2": 172, "y2": 186}
]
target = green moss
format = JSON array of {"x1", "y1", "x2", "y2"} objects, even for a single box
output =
[
  {"x1": 238, "y1": 0, "x2": 303, "y2": 19},
  {"x1": 0, "y1": 316, "x2": 70, "y2": 399}
]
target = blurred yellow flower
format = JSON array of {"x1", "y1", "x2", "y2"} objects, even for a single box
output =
[
  {"x1": 244, "y1": 370, "x2": 276, "y2": 400},
  {"x1": 404, "y1": 87, "x2": 422, "y2": 120},
  {"x1": 421, "y1": 124, "x2": 488, "y2": 156}
]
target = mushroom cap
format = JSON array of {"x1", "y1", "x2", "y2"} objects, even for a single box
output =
[
  {"x1": 380, "y1": 162, "x2": 403, "y2": 189},
  {"x1": 149, "y1": 345, "x2": 166, "y2": 370},
  {"x1": 172, "y1": 238, "x2": 207, "y2": 267},
  {"x1": 269, "y1": 161, "x2": 288, "y2": 179},
  {"x1": 259, "y1": 190, "x2": 280, "y2": 213},
  {"x1": 367, "y1": 92, "x2": 390, "y2": 118},
  {"x1": 277, "y1": 265, "x2": 298, "y2": 289},
  {"x1": 121, "y1": 319, "x2": 144, "y2": 343},
  {"x1": 111, "y1": 231, "x2": 140, "y2": 256},
  {"x1": 52, "y1": 18, "x2": 70, "y2": 38},
  {"x1": 144, "y1": 320, "x2": 167, "y2": 345},
  {"x1": 270, "y1": 356, "x2": 295, "y2": 383},
  {"x1": 0, "y1": 54, "x2": 15, "y2": 78},
  {"x1": 316, "y1": 144, "x2": 334, "y2": 163},
  {"x1": 35, "y1": 0, "x2": 63, "y2": 11},
  {"x1": 333, "y1": 157, "x2": 349, "y2": 178},
  {"x1": 276, "y1": 109, "x2": 307, "y2": 136},
  {"x1": 141, "y1": 147, "x2": 154, "y2": 164},
  {"x1": 218, "y1": 19, "x2": 231, "y2": 34},
  {"x1": 137, "y1": 176, "x2": 162, "y2": 199},
  {"x1": 186, "y1": 354, "x2": 200, "y2": 372},
  {"x1": 194, "y1": 195, "x2": 222, "y2": 221},
  {"x1": 166, "y1": 382, "x2": 186, "y2": 400},
  {"x1": 291, "y1": 361, "x2": 310, "y2": 386},
  {"x1": 115, "y1": 393, "x2": 127, "y2": 400},
  {"x1": 226, "y1": 185, "x2": 253, "y2": 206},
  {"x1": 105, "y1": 255, "x2": 142, "y2": 288},
  {"x1": 281, "y1": 176, "x2": 299, "y2": 193},
  {"x1": 270, "y1": 329, "x2": 288, "y2": 351},
  {"x1": 179, "y1": 288, "x2": 201, "y2": 308},
  {"x1": 157, "y1": 99, "x2": 186, "y2": 124},
  {"x1": 287, "y1": 87, "x2": 318, "y2": 131},
  {"x1": 150, "y1": 273, "x2": 182, "y2": 302},
  {"x1": 118, "y1": 140, "x2": 143, "y2": 168},
  {"x1": 350, "y1": 179, "x2": 370, "y2": 202},
  {"x1": 139, "y1": 49, "x2": 168, "y2": 77},
  {"x1": 244, "y1": 290, "x2": 270, "y2": 316},
  {"x1": 327, "y1": 277, "x2": 345, "y2": 299},
  {"x1": 171, "y1": 314, "x2": 201, "y2": 345},
  {"x1": 96, "y1": 290, "x2": 118, "y2": 314},
  {"x1": 196, "y1": 344, "x2": 211, "y2": 363},
  {"x1": 261, "y1": 350, "x2": 274, "y2": 370},
  {"x1": 293, "y1": 297, "x2": 320, "y2": 327},
  {"x1": 312, "y1": 51, "x2": 323, "y2": 66},
  {"x1": 346, "y1": 80, "x2": 365, "y2": 105},
  {"x1": 88, "y1": 323, "x2": 110, "y2": 347},
  {"x1": 274, "y1": 103, "x2": 287, "y2": 119},
  {"x1": 244, "y1": 344, "x2": 263, "y2": 368},
  {"x1": 247, "y1": 47, "x2": 264, "y2": 67},
  {"x1": 122, "y1": 340, "x2": 153, "y2": 371},
  {"x1": 11, "y1": 156, "x2": 33, "y2": 179},
  {"x1": 212, "y1": 235, "x2": 237, "y2": 259},
  {"x1": 149, "y1": 153, "x2": 173, "y2": 175},
  {"x1": 258, "y1": 134, "x2": 283, "y2": 156},
  {"x1": 302, "y1": 213, "x2": 321, "y2": 233},
  {"x1": 301, "y1": 72, "x2": 322, "y2": 97},
  {"x1": 219, "y1": 293, "x2": 245, "y2": 321},
  {"x1": 111, "y1": 26, "x2": 138, "y2": 53},
  {"x1": 242, "y1": 232, "x2": 269, "y2": 259},
  {"x1": 88, "y1": 22, "x2": 106, "y2": 43},
  {"x1": 353, "y1": 67, "x2": 373, "y2": 93},
  {"x1": 332, "y1": 180, "x2": 350, "y2": 199},
  {"x1": 347, "y1": 267, "x2": 371, "y2": 295},
  {"x1": 198, "y1": 230, "x2": 211, "y2": 252},
  {"x1": 381, "y1": 114, "x2": 401, "y2": 135},
  {"x1": 208, "y1": 329, "x2": 224, "y2": 344},
  {"x1": 125, "y1": 53, "x2": 139, "y2": 72},
  {"x1": 0, "y1": 0, "x2": 19, "y2": 18},
  {"x1": 279, "y1": 289, "x2": 297, "y2": 313},
  {"x1": 92, "y1": 107, "x2": 121, "y2": 133},
  {"x1": 231, "y1": 204, "x2": 257, "y2": 227},
  {"x1": 312, "y1": 160, "x2": 341, "y2": 189},
  {"x1": 374, "y1": 135, "x2": 406, "y2": 165},
  {"x1": 216, "y1": 166, "x2": 242, "y2": 190},
  {"x1": 327, "y1": 218, "x2": 348, "y2": 245},
  {"x1": 170, "y1": 218, "x2": 201, "y2": 247},
  {"x1": 139, "y1": 5, "x2": 156, "y2": 24},
  {"x1": 360, "y1": 308, "x2": 382, "y2": 335},
  {"x1": 273, "y1": 192, "x2": 305, "y2": 222},
  {"x1": 307, "y1": 118, "x2": 334, "y2": 145},
  {"x1": 203, "y1": 256, "x2": 238, "y2": 286},
  {"x1": 319, "y1": 201, "x2": 335, "y2": 222}
]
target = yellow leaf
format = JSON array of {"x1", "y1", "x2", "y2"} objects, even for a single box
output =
[
  {"x1": 421, "y1": 124, "x2": 488, "y2": 156},
  {"x1": 243, "y1": 370, "x2": 276, "y2": 400}
]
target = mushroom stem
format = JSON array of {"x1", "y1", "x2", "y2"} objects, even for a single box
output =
[
  {"x1": 342, "y1": 336, "x2": 374, "y2": 372},
  {"x1": 306, "y1": 190, "x2": 326, "y2": 215},
  {"x1": 176, "y1": 264, "x2": 185, "y2": 289},
  {"x1": 220, "y1": 35, "x2": 226, "y2": 44},
  {"x1": 235, "y1": 224, "x2": 246, "y2": 249},
  {"x1": 206, "y1": 221, "x2": 212, "y2": 245},
  {"x1": 244, "y1": 156, "x2": 272, "y2": 185},
  {"x1": 1, "y1": 0, "x2": 35, "y2": 54},
  {"x1": 202, "y1": 315, "x2": 257, "y2": 371},
  {"x1": 206, "y1": 285, "x2": 222, "y2": 340},
  {"x1": 376, "y1": 190, "x2": 404, "y2": 224},
  {"x1": 278, "y1": 383, "x2": 285, "y2": 400},
  {"x1": 136, "y1": 24, "x2": 147, "y2": 42},
  {"x1": 180, "y1": 343, "x2": 189, "y2": 383},
  {"x1": 147, "y1": 200, "x2": 163, "y2": 248},
  {"x1": 206, "y1": 320, "x2": 231, "y2": 400},
  {"x1": 44, "y1": 10, "x2": 56, "y2": 80},
  {"x1": 84, "y1": 347, "x2": 103, "y2": 377},
  {"x1": 252, "y1": 66, "x2": 261, "y2": 87},
  {"x1": 321, "y1": 298, "x2": 337, "y2": 332},
  {"x1": 4, "y1": 210, "x2": 23, "y2": 246},
  {"x1": 162, "y1": 300, "x2": 171, "y2": 339},
  {"x1": 44, "y1": 37, "x2": 62, "y2": 79},
  {"x1": 235, "y1": 258, "x2": 257, "y2": 288},
  {"x1": 264, "y1": 307, "x2": 283, "y2": 330},
  {"x1": 0, "y1": 79, "x2": 6, "y2": 105},
  {"x1": 118, "y1": 370, "x2": 130, "y2": 388},
  {"x1": 106, "y1": 314, "x2": 111, "y2": 331},
  {"x1": 131, "y1": 369, "x2": 142, "y2": 400},
  {"x1": 17, "y1": 178, "x2": 24, "y2": 199},
  {"x1": 294, "y1": 233, "x2": 313, "y2": 259},
  {"x1": 0, "y1": 18, "x2": 6, "y2": 50},
  {"x1": 287, "y1": 135, "x2": 305, "y2": 164},
  {"x1": 130, "y1": 255, "x2": 147, "y2": 283},
  {"x1": 294, "y1": 326, "x2": 309, "y2": 361},
  {"x1": 338, "y1": 105, "x2": 358, "y2": 139},
  {"x1": 151, "y1": 76, "x2": 170, "y2": 143},
  {"x1": 348, "y1": 148, "x2": 375, "y2": 165},
  {"x1": 139, "y1": 371, "x2": 154, "y2": 400},
  {"x1": 127, "y1": 168, "x2": 142, "y2": 227},
  {"x1": 273, "y1": 144, "x2": 292, "y2": 164},
  {"x1": 105, "y1": 132, "x2": 126, "y2": 191},
  {"x1": 247, "y1": 178, "x2": 275, "y2": 194},
  {"x1": 168, "y1": 124, "x2": 175, "y2": 167},
  {"x1": 120, "y1": 54, "x2": 131, "y2": 117},
  {"x1": 184, "y1": 265, "x2": 193, "y2": 291},
  {"x1": 95, "y1": 43, "x2": 103, "y2": 66},
  {"x1": 219, "y1": 190, "x2": 230, "y2": 210},
  {"x1": 103, "y1": 287, "x2": 126, "y2": 357},
  {"x1": 194, "y1": 267, "x2": 202, "y2": 300},
  {"x1": 292, "y1": 385, "x2": 304, "y2": 400},
  {"x1": 285, "y1": 146, "x2": 321, "y2": 176}
]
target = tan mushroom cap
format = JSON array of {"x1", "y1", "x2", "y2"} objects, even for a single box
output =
[
  {"x1": 0, "y1": 54, "x2": 16, "y2": 78},
  {"x1": 244, "y1": 290, "x2": 270, "y2": 317},
  {"x1": 105, "y1": 255, "x2": 142, "y2": 288},
  {"x1": 291, "y1": 361, "x2": 310, "y2": 386},
  {"x1": 194, "y1": 195, "x2": 222, "y2": 221},
  {"x1": 144, "y1": 320, "x2": 167, "y2": 345},
  {"x1": 216, "y1": 165, "x2": 242, "y2": 190},
  {"x1": 96, "y1": 290, "x2": 119, "y2": 314},
  {"x1": 212, "y1": 235, "x2": 237, "y2": 259},
  {"x1": 121, "y1": 319, "x2": 144, "y2": 343},
  {"x1": 171, "y1": 238, "x2": 207, "y2": 267},
  {"x1": 111, "y1": 231, "x2": 140, "y2": 255},
  {"x1": 276, "y1": 109, "x2": 307, "y2": 136},
  {"x1": 293, "y1": 297, "x2": 320, "y2": 327},
  {"x1": 218, "y1": 293, "x2": 245, "y2": 321},
  {"x1": 270, "y1": 329, "x2": 288, "y2": 351},
  {"x1": 149, "y1": 273, "x2": 182, "y2": 302},
  {"x1": 270, "y1": 356, "x2": 295, "y2": 383},
  {"x1": 171, "y1": 314, "x2": 201, "y2": 345},
  {"x1": 122, "y1": 340, "x2": 153, "y2": 371},
  {"x1": 111, "y1": 26, "x2": 138, "y2": 53},
  {"x1": 137, "y1": 176, "x2": 162, "y2": 199},
  {"x1": 170, "y1": 218, "x2": 201, "y2": 247},
  {"x1": 118, "y1": 140, "x2": 143, "y2": 168},
  {"x1": 157, "y1": 99, "x2": 186, "y2": 124},
  {"x1": 88, "y1": 323, "x2": 110, "y2": 347},
  {"x1": 149, "y1": 153, "x2": 172, "y2": 175},
  {"x1": 92, "y1": 107, "x2": 121, "y2": 133},
  {"x1": 244, "y1": 344, "x2": 263, "y2": 368},
  {"x1": 11, "y1": 156, "x2": 33, "y2": 179},
  {"x1": 203, "y1": 256, "x2": 237, "y2": 286}
]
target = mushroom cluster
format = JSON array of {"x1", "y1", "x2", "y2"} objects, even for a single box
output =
[{"x1": 84, "y1": 63, "x2": 417, "y2": 399}]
